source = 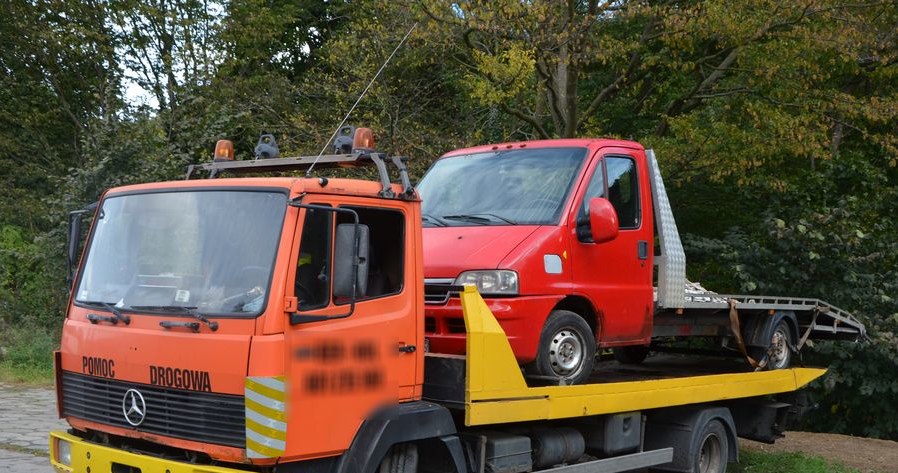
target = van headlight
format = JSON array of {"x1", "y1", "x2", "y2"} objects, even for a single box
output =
[{"x1": 454, "y1": 270, "x2": 519, "y2": 295}]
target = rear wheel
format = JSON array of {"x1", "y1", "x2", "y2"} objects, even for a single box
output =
[
  {"x1": 693, "y1": 420, "x2": 728, "y2": 473},
  {"x1": 612, "y1": 345, "x2": 650, "y2": 364},
  {"x1": 751, "y1": 320, "x2": 793, "y2": 370},
  {"x1": 531, "y1": 310, "x2": 596, "y2": 384}
]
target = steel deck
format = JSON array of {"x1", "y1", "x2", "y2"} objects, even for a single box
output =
[{"x1": 444, "y1": 286, "x2": 826, "y2": 427}]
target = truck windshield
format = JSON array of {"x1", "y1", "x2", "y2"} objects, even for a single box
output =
[
  {"x1": 74, "y1": 190, "x2": 287, "y2": 316},
  {"x1": 417, "y1": 147, "x2": 586, "y2": 226}
]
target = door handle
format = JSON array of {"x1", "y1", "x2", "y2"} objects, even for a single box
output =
[
  {"x1": 399, "y1": 344, "x2": 416, "y2": 353},
  {"x1": 637, "y1": 240, "x2": 649, "y2": 260}
]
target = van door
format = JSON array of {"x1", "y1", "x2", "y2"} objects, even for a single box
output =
[{"x1": 568, "y1": 148, "x2": 654, "y2": 345}]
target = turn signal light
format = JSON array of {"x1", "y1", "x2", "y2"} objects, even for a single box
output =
[
  {"x1": 213, "y1": 140, "x2": 235, "y2": 161},
  {"x1": 352, "y1": 128, "x2": 375, "y2": 152}
]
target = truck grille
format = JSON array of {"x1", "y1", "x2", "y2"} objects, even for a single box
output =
[{"x1": 61, "y1": 371, "x2": 245, "y2": 448}]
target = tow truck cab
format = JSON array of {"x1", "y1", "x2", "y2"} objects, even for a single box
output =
[
  {"x1": 418, "y1": 139, "x2": 655, "y2": 381},
  {"x1": 57, "y1": 174, "x2": 425, "y2": 466}
]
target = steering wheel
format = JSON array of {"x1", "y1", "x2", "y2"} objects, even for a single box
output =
[
  {"x1": 295, "y1": 283, "x2": 315, "y2": 304},
  {"x1": 213, "y1": 266, "x2": 268, "y2": 308},
  {"x1": 237, "y1": 265, "x2": 268, "y2": 281}
]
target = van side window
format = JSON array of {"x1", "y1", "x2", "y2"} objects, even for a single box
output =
[
  {"x1": 577, "y1": 160, "x2": 605, "y2": 241},
  {"x1": 296, "y1": 206, "x2": 332, "y2": 310},
  {"x1": 606, "y1": 157, "x2": 639, "y2": 229},
  {"x1": 337, "y1": 207, "x2": 404, "y2": 300}
]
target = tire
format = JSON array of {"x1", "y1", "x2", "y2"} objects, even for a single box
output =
[
  {"x1": 530, "y1": 310, "x2": 596, "y2": 384},
  {"x1": 750, "y1": 320, "x2": 793, "y2": 370},
  {"x1": 692, "y1": 419, "x2": 728, "y2": 473},
  {"x1": 379, "y1": 443, "x2": 418, "y2": 473},
  {"x1": 613, "y1": 345, "x2": 650, "y2": 364}
]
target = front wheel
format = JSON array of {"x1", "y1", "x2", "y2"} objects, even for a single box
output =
[
  {"x1": 379, "y1": 443, "x2": 418, "y2": 473},
  {"x1": 530, "y1": 310, "x2": 596, "y2": 384}
]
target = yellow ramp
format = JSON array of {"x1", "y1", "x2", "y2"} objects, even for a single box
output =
[{"x1": 459, "y1": 286, "x2": 826, "y2": 426}]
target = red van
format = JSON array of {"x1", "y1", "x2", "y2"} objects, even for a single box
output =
[{"x1": 418, "y1": 139, "x2": 655, "y2": 383}]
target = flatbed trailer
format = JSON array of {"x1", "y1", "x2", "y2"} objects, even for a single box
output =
[{"x1": 51, "y1": 286, "x2": 825, "y2": 473}]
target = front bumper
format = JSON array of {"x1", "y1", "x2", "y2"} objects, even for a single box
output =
[
  {"x1": 425, "y1": 294, "x2": 562, "y2": 362},
  {"x1": 50, "y1": 431, "x2": 252, "y2": 473}
]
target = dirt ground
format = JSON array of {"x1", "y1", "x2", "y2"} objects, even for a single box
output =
[{"x1": 741, "y1": 431, "x2": 898, "y2": 473}]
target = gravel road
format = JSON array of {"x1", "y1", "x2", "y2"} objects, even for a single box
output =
[{"x1": 0, "y1": 382, "x2": 67, "y2": 472}]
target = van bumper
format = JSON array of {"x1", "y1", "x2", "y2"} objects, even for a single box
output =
[
  {"x1": 49, "y1": 430, "x2": 253, "y2": 473},
  {"x1": 424, "y1": 295, "x2": 562, "y2": 362}
]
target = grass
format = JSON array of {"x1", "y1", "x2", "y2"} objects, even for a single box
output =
[
  {"x1": 0, "y1": 441, "x2": 48, "y2": 457},
  {"x1": 0, "y1": 325, "x2": 57, "y2": 386},
  {"x1": 728, "y1": 449, "x2": 862, "y2": 473}
]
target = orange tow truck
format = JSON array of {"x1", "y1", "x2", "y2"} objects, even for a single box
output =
[{"x1": 50, "y1": 129, "x2": 852, "y2": 473}]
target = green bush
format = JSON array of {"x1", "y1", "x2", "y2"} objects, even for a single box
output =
[
  {"x1": 683, "y1": 159, "x2": 898, "y2": 440},
  {"x1": 0, "y1": 325, "x2": 57, "y2": 383}
]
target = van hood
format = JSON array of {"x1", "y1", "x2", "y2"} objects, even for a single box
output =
[{"x1": 423, "y1": 225, "x2": 540, "y2": 278}]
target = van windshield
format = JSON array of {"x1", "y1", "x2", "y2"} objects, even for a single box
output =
[
  {"x1": 417, "y1": 147, "x2": 587, "y2": 226},
  {"x1": 74, "y1": 190, "x2": 286, "y2": 317}
]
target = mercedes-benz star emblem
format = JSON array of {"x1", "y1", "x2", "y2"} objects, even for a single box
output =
[{"x1": 122, "y1": 388, "x2": 146, "y2": 426}]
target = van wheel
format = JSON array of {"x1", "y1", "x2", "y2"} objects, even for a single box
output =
[
  {"x1": 693, "y1": 420, "x2": 728, "y2": 473},
  {"x1": 751, "y1": 320, "x2": 793, "y2": 370},
  {"x1": 531, "y1": 310, "x2": 596, "y2": 384},
  {"x1": 612, "y1": 345, "x2": 649, "y2": 364}
]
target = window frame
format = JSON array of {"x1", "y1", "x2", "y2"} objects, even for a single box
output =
[
  {"x1": 333, "y1": 204, "x2": 407, "y2": 305},
  {"x1": 71, "y1": 187, "x2": 289, "y2": 319},
  {"x1": 604, "y1": 155, "x2": 641, "y2": 230},
  {"x1": 576, "y1": 154, "x2": 641, "y2": 243},
  {"x1": 295, "y1": 203, "x2": 334, "y2": 312}
]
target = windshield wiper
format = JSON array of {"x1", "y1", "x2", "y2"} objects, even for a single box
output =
[
  {"x1": 79, "y1": 300, "x2": 131, "y2": 325},
  {"x1": 422, "y1": 213, "x2": 448, "y2": 227},
  {"x1": 467, "y1": 213, "x2": 517, "y2": 225},
  {"x1": 129, "y1": 305, "x2": 219, "y2": 332},
  {"x1": 442, "y1": 213, "x2": 516, "y2": 225}
]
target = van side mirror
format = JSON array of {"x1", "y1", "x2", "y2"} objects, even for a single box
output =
[
  {"x1": 588, "y1": 198, "x2": 619, "y2": 243},
  {"x1": 333, "y1": 223, "x2": 369, "y2": 298}
]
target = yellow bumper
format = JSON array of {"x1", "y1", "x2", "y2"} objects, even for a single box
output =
[{"x1": 49, "y1": 431, "x2": 253, "y2": 473}]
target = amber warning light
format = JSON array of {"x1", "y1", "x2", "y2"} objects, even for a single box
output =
[
  {"x1": 352, "y1": 127, "x2": 375, "y2": 152},
  {"x1": 213, "y1": 140, "x2": 235, "y2": 161}
]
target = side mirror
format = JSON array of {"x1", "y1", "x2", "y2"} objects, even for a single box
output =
[
  {"x1": 588, "y1": 198, "x2": 619, "y2": 243},
  {"x1": 333, "y1": 223, "x2": 370, "y2": 298},
  {"x1": 66, "y1": 203, "x2": 96, "y2": 288}
]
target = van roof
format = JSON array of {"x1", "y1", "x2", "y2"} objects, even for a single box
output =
[{"x1": 441, "y1": 138, "x2": 644, "y2": 158}]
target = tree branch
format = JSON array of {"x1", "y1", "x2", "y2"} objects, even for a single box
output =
[{"x1": 499, "y1": 103, "x2": 550, "y2": 139}]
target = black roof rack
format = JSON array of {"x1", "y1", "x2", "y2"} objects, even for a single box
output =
[{"x1": 185, "y1": 152, "x2": 415, "y2": 200}]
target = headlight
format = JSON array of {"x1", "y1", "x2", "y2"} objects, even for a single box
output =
[
  {"x1": 454, "y1": 270, "x2": 519, "y2": 295},
  {"x1": 55, "y1": 438, "x2": 72, "y2": 466}
]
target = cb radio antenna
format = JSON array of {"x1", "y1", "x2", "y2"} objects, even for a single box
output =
[{"x1": 306, "y1": 22, "x2": 418, "y2": 177}]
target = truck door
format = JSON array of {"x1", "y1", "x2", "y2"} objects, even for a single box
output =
[
  {"x1": 283, "y1": 199, "x2": 418, "y2": 459},
  {"x1": 568, "y1": 148, "x2": 654, "y2": 345}
]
